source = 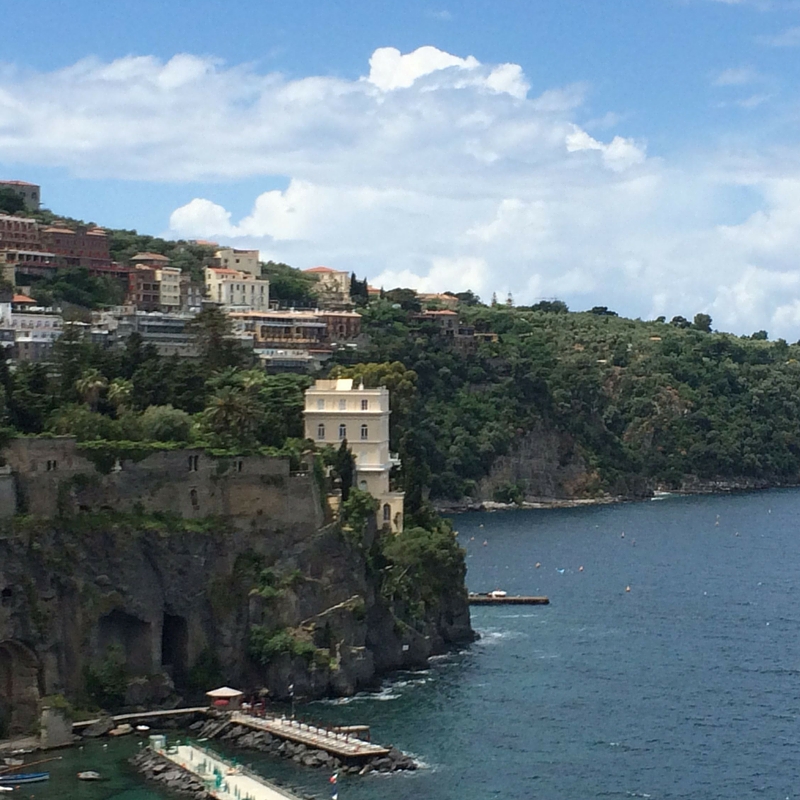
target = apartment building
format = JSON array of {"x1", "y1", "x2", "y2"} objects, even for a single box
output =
[
  {"x1": 205, "y1": 267, "x2": 269, "y2": 311},
  {"x1": 215, "y1": 248, "x2": 260, "y2": 277},
  {"x1": 155, "y1": 266, "x2": 182, "y2": 311}
]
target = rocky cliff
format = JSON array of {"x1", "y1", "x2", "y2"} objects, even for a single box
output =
[{"x1": 0, "y1": 442, "x2": 472, "y2": 737}]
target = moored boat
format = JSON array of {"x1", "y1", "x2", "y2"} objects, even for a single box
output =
[
  {"x1": 0, "y1": 771, "x2": 50, "y2": 785},
  {"x1": 78, "y1": 770, "x2": 102, "y2": 781}
]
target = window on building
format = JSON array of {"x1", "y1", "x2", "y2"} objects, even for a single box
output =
[
  {"x1": 188, "y1": 454, "x2": 199, "y2": 472},
  {"x1": 339, "y1": 424, "x2": 347, "y2": 440},
  {"x1": 383, "y1": 503, "x2": 391, "y2": 522},
  {"x1": 361, "y1": 424, "x2": 368, "y2": 440},
  {"x1": 317, "y1": 399, "x2": 325, "y2": 410},
  {"x1": 317, "y1": 423, "x2": 325, "y2": 440},
  {"x1": 361, "y1": 399, "x2": 368, "y2": 410},
  {"x1": 339, "y1": 399, "x2": 346, "y2": 410}
]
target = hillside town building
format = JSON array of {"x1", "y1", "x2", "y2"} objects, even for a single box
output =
[
  {"x1": 215, "y1": 248, "x2": 260, "y2": 277},
  {"x1": 0, "y1": 180, "x2": 40, "y2": 210},
  {"x1": 205, "y1": 267, "x2": 270, "y2": 312},
  {"x1": 304, "y1": 266, "x2": 351, "y2": 307},
  {"x1": 304, "y1": 378, "x2": 404, "y2": 532}
]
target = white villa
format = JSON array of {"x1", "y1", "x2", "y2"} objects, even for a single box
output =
[{"x1": 304, "y1": 378, "x2": 404, "y2": 532}]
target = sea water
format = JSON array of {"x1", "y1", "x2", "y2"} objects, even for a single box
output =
[{"x1": 25, "y1": 489, "x2": 800, "y2": 799}]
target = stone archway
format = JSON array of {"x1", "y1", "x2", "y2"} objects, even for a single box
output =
[{"x1": 0, "y1": 640, "x2": 41, "y2": 737}]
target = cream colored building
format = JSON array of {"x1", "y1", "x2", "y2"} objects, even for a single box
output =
[
  {"x1": 205, "y1": 266, "x2": 270, "y2": 312},
  {"x1": 303, "y1": 266, "x2": 351, "y2": 306},
  {"x1": 155, "y1": 266, "x2": 182, "y2": 310},
  {"x1": 304, "y1": 378, "x2": 404, "y2": 532},
  {"x1": 216, "y1": 248, "x2": 260, "y2": 277}
]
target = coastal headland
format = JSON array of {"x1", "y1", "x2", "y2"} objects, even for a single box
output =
[{"x1": 0, "y1": 437, "x2": 472, "y2": 740}]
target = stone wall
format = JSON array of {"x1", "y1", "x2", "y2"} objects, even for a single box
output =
[{"x1": 3, "y1": 438, "x2": 324, "y2": 532}]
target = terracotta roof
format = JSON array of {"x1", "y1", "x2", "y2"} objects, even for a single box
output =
[
  {"x1": 424, "y1": 309, "x2": 458, "y2": 316},
  {"x1": 87, "y1": 228, "x2": 107, "y2": 236},
  {"x1": 42, "y1": 227, "x2": 74, "y2": 234},
  {"x1": 207, "y1": 267, "x2": 240, "y2": 275},
  {"x1": 305, "y1": 266, "x2": 339, "y2": 274},
  {"x1": 0, "y1": 180, "x2": 38, "y2": 187},
  {"x1": 12, "y1": 294, "x2": 36, "y2": 304},
  {"x1": 131, "y1": 252, "x2": 171, "y2": 262}
]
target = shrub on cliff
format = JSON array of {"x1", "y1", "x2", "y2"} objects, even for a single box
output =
[
  {"x1": 247, "y1": 626, "x2": 316, "y2": 665},
  {"x1": 140, "y1": 404, "x2": 192, "y2": 443},
  {"x1": 84, "y1": 644, "x2": 127, "y2": 710},
  {"x1": 380, "y1": 519, "x2": 466, "y2": 610}
]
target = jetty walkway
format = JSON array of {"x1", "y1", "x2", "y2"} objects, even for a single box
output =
[
  {"x1": 468, "y1": 594, "x2": 550, "y2": 605},
  {"x1": 162, "y1": 742, "x2": 300, "y2": 800},
  {"x1": 73, "y1": 706, "x2": 207, "y2": 730},
  {"x1": 230, "y1": 711, "x2": 390, "y2": 759}
]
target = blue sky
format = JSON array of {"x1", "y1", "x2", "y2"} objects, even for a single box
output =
[{"x1": 3, "y1": 0, "x2": 800, "y2": 334}]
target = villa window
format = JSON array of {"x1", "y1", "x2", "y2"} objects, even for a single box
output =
[
  {"x1": 339, "y1": 424, "x2": 347, "y2": 440},
  {"x1": 383, "y1": 503, "x2": 391, "y2": 522},
  {"x1": 339, "y1": 399, "x2": 346, "y2": 410},
  {"x1": 317, "y1": 423, "x2": 326, "y2": 440},
  {"x1": 361, "y1": 399, "x2": 368, "y2": 410},
  {"x1": 361, "y1": 424, "x2": 368, "y2": 440},
  {"x1": 317, "y1": 399, "x2": 325, "y2": 410},
  {"x1": 188, "y1": 455, "x2": 199, "y2": 472}
]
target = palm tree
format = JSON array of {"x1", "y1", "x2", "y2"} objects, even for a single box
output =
[
  {"x1": 107, "y1": 378, "x2": 133, "y2": 413},
  {"x1": 201, "y1": 386, "x2": 261, "y2": 447},
  {"x1": 75, "y1": 368, "x2": 108, "y2": 412}
]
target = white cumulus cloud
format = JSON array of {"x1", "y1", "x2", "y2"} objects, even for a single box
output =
[{"x1": 3, "y1": 45, "x2": 800, "y2": 336}]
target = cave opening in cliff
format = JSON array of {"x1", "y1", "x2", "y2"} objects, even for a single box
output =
[
  {"x1": 161, "y1": 614, "x2": 189, "y2": 687},
  {"x1": 98, "y1": 610, "x2": 153, "y2": 675},
  {"x1": 0, "y1": 640, "x2": 41, "y2": 738}
]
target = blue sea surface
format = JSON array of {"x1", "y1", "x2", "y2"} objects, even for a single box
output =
[{"x1": 26, "y1": 489, "x2": 800, "y2": 798}]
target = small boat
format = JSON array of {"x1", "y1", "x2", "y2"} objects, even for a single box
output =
[
  {"x1": 78, "y1": 770, "x2": 102, "y2": 781},
  {"x1": 0, "y1": 787, "x2": 13, "y2": 793},
  {"x1": 109, "y1": 723, "x2": 133, "y2": 737},
  {"x1": 0, "y1": 771, "x2": 50, "y2": 785},
  {"x1": 135, "y1": 724, "x2": 150, "y2": 733},
  {"x1": 2, "y1": 758, "x2": 23, "y2": 767}
]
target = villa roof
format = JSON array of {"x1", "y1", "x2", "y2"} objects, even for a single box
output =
[
  {"x1": 131, "y1": 252, "x2": 171, "y2": 262},
  {"x1": 0, "y1": 180, "x2": 38, "y2": 187},
  {"x1": 304, "y1": 266, "x2": 344, "y2": 274},
  {"x1": 12, "y1": 294, "x2": 36, "y2": 304}
]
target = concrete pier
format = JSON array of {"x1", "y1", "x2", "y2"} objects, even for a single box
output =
[
  {"x1": 468, "y1": 594, "x2": 550, "y2": 605},
  {"x1": 230, "y1": 711, "x2": 390, "y2": 759},
  {"x1": 159, "y1": 741, "x2": 301, "y2": 800}
]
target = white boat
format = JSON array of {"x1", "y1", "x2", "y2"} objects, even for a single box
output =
[{"x1": 78, "y1": 770, "x2": 102, "y2": 781}]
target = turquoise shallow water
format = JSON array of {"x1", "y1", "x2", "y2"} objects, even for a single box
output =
[{"x1": 19, "y1": 489, "x2": 800, "y2": 799}]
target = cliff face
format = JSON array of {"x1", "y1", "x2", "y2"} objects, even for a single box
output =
[
  {"x1": 0, "y1": 440, "x2": 473, "y2": 736},
  {"x1": 476, "y1": 424, "x2": 592, "y2": 503},
  {"x1": 0, "y1": 516, "x2": 471, "y2": 735}
]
